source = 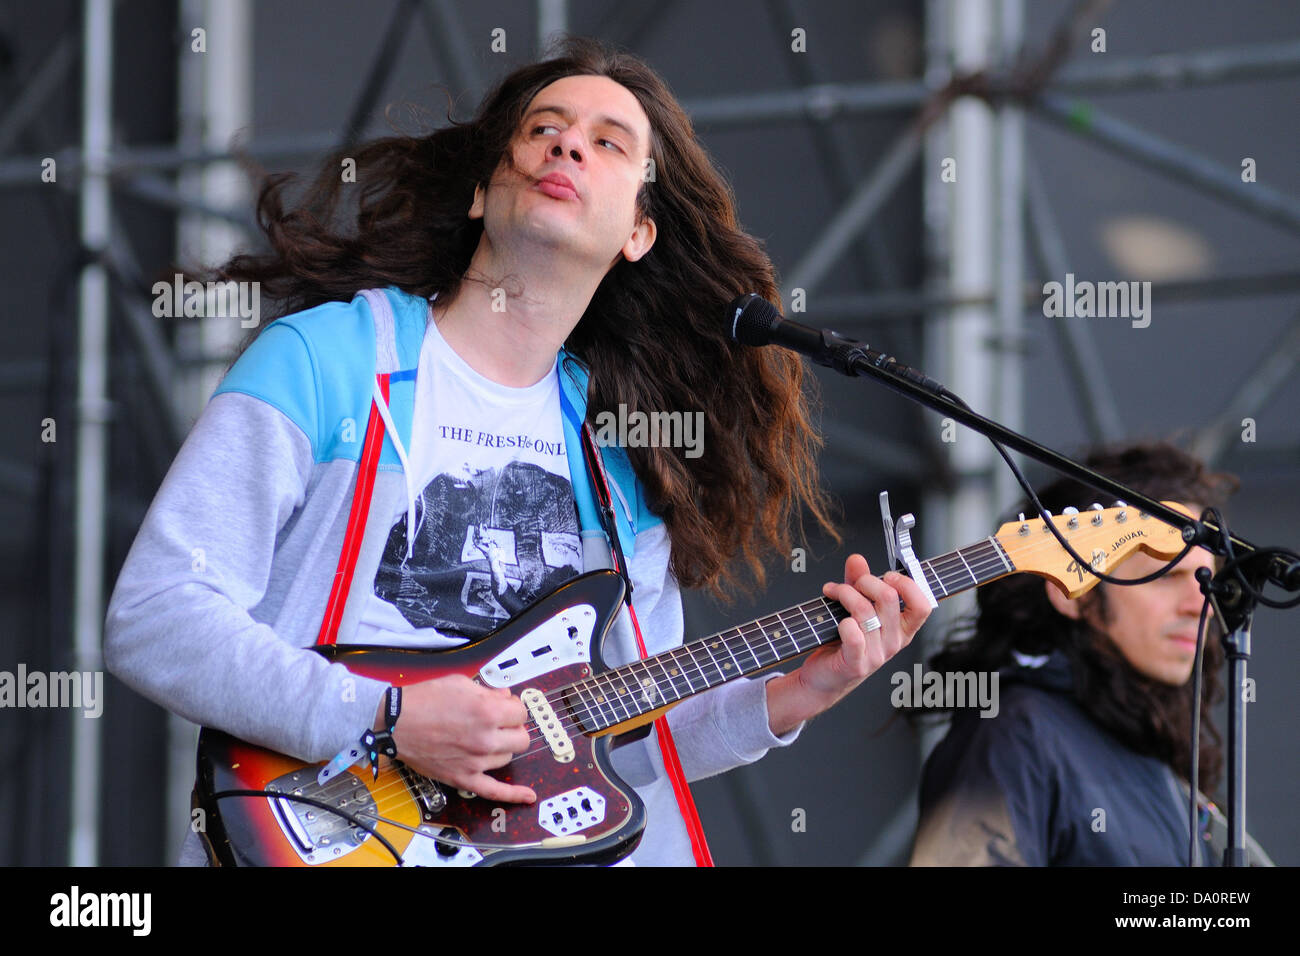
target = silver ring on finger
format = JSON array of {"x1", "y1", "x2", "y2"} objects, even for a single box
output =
[{"x1": 858, "y1": 614, "x2": 882, "y2": 633}]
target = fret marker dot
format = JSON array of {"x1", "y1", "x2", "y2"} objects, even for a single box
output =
[
  {"x1": 670, "y1": 668, "x2": 678, "y2": 676},
  {"x1": 724, "y1": 662, "x2": 732, "y2": 670}
]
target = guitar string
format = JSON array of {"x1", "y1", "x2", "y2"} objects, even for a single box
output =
[
  {"x1": 516, "y1": 523, "x2": 1148, "y2": 751},
  {"x1": 315, "y1": 517, "x2": 1161, "y2": 820},
  {"x1": 514, "y1": 528, "x2": 1116, "y2": 749},
  {"x1": 547, "y1": 520, "x2": 1159, "y2": 742}
]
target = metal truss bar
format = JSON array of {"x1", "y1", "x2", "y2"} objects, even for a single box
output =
[
  {"x1": 684, "y1": 81, "x2": 928, "y2": 128},
  {"x1": 103, "y1": 209, "x2": 189, "y2": 450},
  {"x1": 1034, "y1": 92, "x2": 1300, "y2": 236},
  {"x1": 1024, "y1": 153, "x2": 1124, "y2": 442},
  {"x1": 1191, "y1": 315, "x2": 1300, "y2": 468},
  {"x1": 686, "y1": 40, "x2": 1300, "y2": 128},
  {"x1": 340, "y1": 0, "x2": 420, "y2": 148},
  {"x1": 783, "y1": 128, "x2": 922, "y2": 298},
  {"x1": 118, "y1": 173, "x2": 258, "y2": 232},
  {"x1": 767, "y1": 0, "x2": 901, "y2": 289},
  {"x1": 1142, "y1": 271, "x2": 1300, "y2": 303},
  {"x1": 420, "y1": 0, "x2": 485, "y2": 101},
  {"x1": 801, "y1": 269, "x2": 1300, "y2": 324},
  {"x1": 1050, "y1": 40, "x2": 1300, "y2": 94},
  {"x1": 0, "y1": 133, "x2": 338, "y2": 186},
  {"x1": 0, "y1": 34, "x2": 76, "y2": 155}
]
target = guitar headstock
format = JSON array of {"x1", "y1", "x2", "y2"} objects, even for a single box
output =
[{"x1": 994, "y1": 501, "x2": 1192, "y2": 599}]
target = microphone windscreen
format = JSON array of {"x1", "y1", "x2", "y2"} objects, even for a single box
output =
[{"x1": 727, "y1": 293, "x2": 781, "y2": 347}]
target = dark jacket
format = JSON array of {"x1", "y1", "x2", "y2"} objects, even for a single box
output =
[{"x1": 910, "y1": 652, "x2": 1212, "y2": 866}]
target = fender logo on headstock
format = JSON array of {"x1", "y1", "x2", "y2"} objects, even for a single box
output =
[{"x1": 1065, "y1": 549, "x2": 1108, "y2": 582}]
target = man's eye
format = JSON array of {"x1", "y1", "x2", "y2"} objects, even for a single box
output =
[
  {"x1": 597, "y1": 138, "x2": 624, "y2": 153},
  {"x1": 531, "y1": 124, "x2": 558, "y2": 135}
]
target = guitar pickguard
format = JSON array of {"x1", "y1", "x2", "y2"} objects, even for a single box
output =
[{"x1": 478, "y1": 603, "x2": 597, "y2": 688}]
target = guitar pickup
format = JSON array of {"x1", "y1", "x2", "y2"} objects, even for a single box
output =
[{"x1": 521, "y1": 687, "x2": 574, "y2": 763}]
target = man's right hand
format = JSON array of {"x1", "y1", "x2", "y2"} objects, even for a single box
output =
[{"x1": 378, "y1": 675, "x2": 536, "y2": 804}]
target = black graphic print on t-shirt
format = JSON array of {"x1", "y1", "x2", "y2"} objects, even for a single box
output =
[{"x1": 371, "y1": 459, "x2": 582, "y2": 639}]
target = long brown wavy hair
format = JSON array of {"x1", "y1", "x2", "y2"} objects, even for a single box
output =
[
  {"x1": 202, "y1": 36, "x2": 837, "y2": 598},
  {"x1": 922, "y1": 441, "x2": 1238, "y2": 794}
]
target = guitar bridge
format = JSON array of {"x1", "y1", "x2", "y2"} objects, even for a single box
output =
[
  {"x1": 398, "y1": 765, "x2": 447, "y2": 821},
  {"x1": 265, "y1": 767, "x2": 377, "y2": 865}
]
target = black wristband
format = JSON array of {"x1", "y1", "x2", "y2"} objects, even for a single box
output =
[{"x1": 361, "y1": 686, "x2": 401, "y2": 780}]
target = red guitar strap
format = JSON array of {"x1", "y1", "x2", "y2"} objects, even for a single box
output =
[
  {"x1": 579, "y1": 422, "x2": 715, "y2": 868},
  {"x1": 316, "y1": 373, "x2": 389, "y2": 646}
]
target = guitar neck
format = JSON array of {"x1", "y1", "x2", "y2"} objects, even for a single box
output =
[{"x1": 567, "y1": 535, "x2": 1016, "y2": 734}]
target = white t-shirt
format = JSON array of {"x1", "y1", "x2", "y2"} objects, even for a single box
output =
[{"x1": 354, "y1": 315, "x2": 583, "y2": 648}]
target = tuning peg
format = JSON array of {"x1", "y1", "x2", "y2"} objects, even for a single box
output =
[
  {"x1": 1090, "y1": 503, "x2": 1104, "y2": 526},
  {"x1": 1063, "y1": 506, "x2": 1080, "y2": 529},
  {"x1": 1115, "y1": 499, "x2": 1128, "y2": 523},
  {"x1": 1017, "y1": 512, "x2": 1030, "y2": 535},
  {"x1": 1040, "y1": 508, "x2": 1052, "y2": 531}
]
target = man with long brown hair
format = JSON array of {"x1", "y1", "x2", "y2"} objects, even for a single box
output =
[
  {"x1": 106, "y1": 38, "x2": 932, "y2": 865},
  {"x1": 910, "y1": 441, "x2": 1271, "y2": 866}
]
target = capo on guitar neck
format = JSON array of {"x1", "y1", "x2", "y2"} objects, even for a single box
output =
[{"x1": 879, "y1": 491, "x2": 938, "y2": 610}]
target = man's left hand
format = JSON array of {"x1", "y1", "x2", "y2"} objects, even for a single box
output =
[{"x1": 765, "y1": 553, "x2": 931, "y2": 736}]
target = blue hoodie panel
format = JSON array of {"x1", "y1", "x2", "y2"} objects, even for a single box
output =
[
  {"x1": 214, "y1": 300, "x2": 376, "y2": 464},
  {"x1": 373, "y1": 287, "x2": 427, "y2": 472},
  {"x1": 556, "y1": 352, "x2": 663, "y2": 558}
]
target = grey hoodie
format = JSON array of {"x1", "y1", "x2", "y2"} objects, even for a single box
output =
[{"x1": 104, "y1": 287, "x2": 799, "y2": 866}]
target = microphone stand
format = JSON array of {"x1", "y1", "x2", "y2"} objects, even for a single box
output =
[{"x1": 805, "y1": 327, "x2": 1297, "y2": 867}]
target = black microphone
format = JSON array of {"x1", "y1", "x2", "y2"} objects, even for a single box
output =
[{"x1": 727, "y1": 293, "x2": 946, "y2": 394}]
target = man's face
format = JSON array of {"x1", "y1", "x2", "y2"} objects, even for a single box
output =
[
  {"x1": 470, "y1": 74, "x2": 656, "y2": 270},
  {"x1": 1081, "y1": 536, "x2": 1216, "y2": 686}
]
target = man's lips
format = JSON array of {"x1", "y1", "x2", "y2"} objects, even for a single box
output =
[{"x1": 535, "y1": 173, "x2": 578, "y2": 200}]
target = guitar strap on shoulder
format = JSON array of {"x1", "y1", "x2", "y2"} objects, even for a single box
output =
[
  {"x1": 317, "y1": 371, "x2": 389, "y2": 646},
  {"x1": 579, "y1": 423, "x2": 715, "y2": 868}
]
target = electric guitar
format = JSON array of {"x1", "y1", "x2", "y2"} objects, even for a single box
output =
[{"x1": 195, "y1": 500, "x2": 1191, "y2": 866}]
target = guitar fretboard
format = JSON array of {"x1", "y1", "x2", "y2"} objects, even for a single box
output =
[{"x1": 564, "y1": 536, "x2": 1015, "y2": 733}]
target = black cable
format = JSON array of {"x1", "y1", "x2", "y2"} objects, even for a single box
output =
[
  {"x1": 209, "y1": 789, "x2": 406, "y2": 865},
  {"x1": 938, "y1": 386, "x2": 1202, "y2": 589}
]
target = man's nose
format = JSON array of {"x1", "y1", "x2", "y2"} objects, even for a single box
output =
[{"x1": 550, "y1": 129, "x2": 583, "y2": 164}]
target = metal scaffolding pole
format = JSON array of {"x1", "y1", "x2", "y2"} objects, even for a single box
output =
[
  {"x1": 71, "y1": 0, "x2": 113, "y2": 868},
  {"x1": 1034, "y1": 92, "x2": 1300, "y2": 237},
  {"x1": 537, "y1": 0, "x2": 567, "y2": 52},
  {"x1": 167, "y1": 0, "x2": 254, "y2": 863}
]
